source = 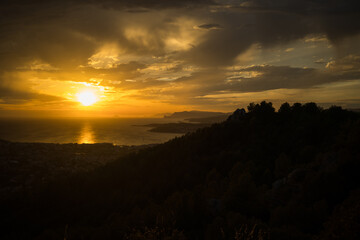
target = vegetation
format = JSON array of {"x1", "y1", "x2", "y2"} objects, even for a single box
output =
[
  {"x1": 146, "y1": 122, "x2": 211, "y2": 133},
  {"x1": 1, "y1": 102, "x2": 360, "y2": 239}
]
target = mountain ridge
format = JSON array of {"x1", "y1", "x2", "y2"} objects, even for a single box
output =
[{"x1": 164, "y1": 110, "x2": 229, "y2": 119}]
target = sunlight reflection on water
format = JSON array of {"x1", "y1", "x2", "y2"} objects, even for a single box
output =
[
  {"x1": 0, "y1": 118, "x2": 182, "y2": 145},
  {"x1": 78, "y1": 122, "x2": 95, "y2": 144}
]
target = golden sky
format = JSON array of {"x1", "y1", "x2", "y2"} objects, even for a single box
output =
[{"x1": 1, "y1": 0, "x2": 360, "y2": 117}]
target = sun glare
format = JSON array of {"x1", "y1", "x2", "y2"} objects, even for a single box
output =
[{"x1": 77, "y1": 90, "x2": 97, "y2": 106}]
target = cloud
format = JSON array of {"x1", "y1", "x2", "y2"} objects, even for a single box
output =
[
  {"x1": 326, "y1": 55, "x2": 360, "y2": 73},
  {"x1": 181, "y1": 0, "x2": 360, "y2": 66},
  {"x1": 0, "y1": 0, "x2": 213, "y2": 11},
  {"x1": 224, "y1": 65, "x2": 334, "y2": 92},
  {"x1": 82, "y1": 53, "x2": 360, "y2": 101},
  {"x1": 83, "y1": 61, "x2": 147, "y2": 78},
  {"x1": 0, "y1": 0, "x2": 360, "y2": 110},
  {"x1": 1, "y1": 0, "x2": 359, "y2": 71},
  {"x1": 167, "y1": 56, "x2": 360, "y2": 97},
  {"x1": 221, "y1": 60, "x2": 360, "y2": 93},
  {"x1": 0, "y1": 5, "x2": 205, "y2": 74},
  {"x1": 195, "y1": 23, "x2": 223, "y2": 30},
  {"x1": 0, "y1": 86, "x2": 64, "y2": 104}
]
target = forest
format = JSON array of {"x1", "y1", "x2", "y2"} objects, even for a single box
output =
[{"x1": 1, "y1": 101, "x2": 359, "y2": 240}]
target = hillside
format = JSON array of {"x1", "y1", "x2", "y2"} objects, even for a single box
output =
[
  {"x1": 146, "y1": 122, "x2": 211, "y2": 133},
  {"x1": 164, "y1": 111, "x2": 228, "y2": 119},
  {"x1": 1, "y1": 102, "x2": 360, "y2": 240}
]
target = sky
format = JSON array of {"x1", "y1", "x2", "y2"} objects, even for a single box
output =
[{"x1": 0, "y1": 0, "x2": 360, "y2": 117}]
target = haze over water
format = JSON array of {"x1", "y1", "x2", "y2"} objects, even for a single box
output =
[{"x1": 0, "y1": 118, "x2": 182, "y2": 145}]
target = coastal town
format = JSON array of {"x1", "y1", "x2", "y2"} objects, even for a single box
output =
[{"x1": 0, "y1": 140, "x2": 143, "y2": 199}]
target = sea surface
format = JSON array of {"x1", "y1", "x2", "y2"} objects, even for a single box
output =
[{"x1": 0, "y1": 118, "x2": 183, "y2": 145}]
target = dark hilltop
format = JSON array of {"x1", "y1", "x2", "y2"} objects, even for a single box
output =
[{"x1": 1, "y1": 101, "x2": 360, "y2": 240}]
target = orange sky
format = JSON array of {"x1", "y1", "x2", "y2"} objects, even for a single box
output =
[{"x1": 1, "y1": 1, "x2": 360, "y2": 117}]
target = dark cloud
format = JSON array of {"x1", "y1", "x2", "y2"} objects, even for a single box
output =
[
  {"x1": 1, "y1": 0, "x2": 359, "y2": 70},
  {"x1": 224, "y1": 65, "x2": 333, "y2": 92},
  {"x1": 183, "y1": 0, "x2": 360, "y2": 66},
  {"x1": 222, "y1": 61, "x2": 360, "y2": 93},
  {"x1": 94, "y1": 54, "x2": 360, "y2": 97},
  {"x1": 0, "y1": 86, "x2": 64, "y2": 104},
  {"x1": 0, "y1": 0, "x2": 213, "y2": 11},
  {"x1": 196, "y1": 23, "x2": 223, "y2": 30},
  {"x1": 184, "y1": 13, "x2": 313, "y2": 66},
  {"x1": 326, "y1": 55, "x2": 360, "y2": 73},
  {"x1": 168, "y1": 57, "x2": 360, "y2": 97},
  {"x1": 0, "y1": 4, "x2": 200, "y2": 73},
  {"x1": 236, "y1": 0, "x2": 360, "y2": 14}
]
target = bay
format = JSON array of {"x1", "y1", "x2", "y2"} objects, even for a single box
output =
[{"x1": 0, "y1": 118, "x2": 182, "y2": 145}]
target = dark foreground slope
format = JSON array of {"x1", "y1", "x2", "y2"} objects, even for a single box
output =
[{"x1": 1, "y1": 102, "x2": 360, "y2": 240}]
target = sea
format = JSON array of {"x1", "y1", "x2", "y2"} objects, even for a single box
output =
[{"x1": 0, "y1": 118, "x2": 183, "y2": 146}]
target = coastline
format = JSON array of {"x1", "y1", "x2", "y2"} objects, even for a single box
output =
[{"x1": 0, "y1": 140, "x2": 153, "y2": 198}]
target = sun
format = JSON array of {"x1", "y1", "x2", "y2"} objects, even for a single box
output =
[{"x1": 77, "y1": 90, "x2": 97, "y2": 106}]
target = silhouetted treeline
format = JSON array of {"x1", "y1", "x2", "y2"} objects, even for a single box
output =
[{"x1": 1, "y1": 102, "x2": 360, "y2": 240}]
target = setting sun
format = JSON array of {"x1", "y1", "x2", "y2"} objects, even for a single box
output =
[{"x1": 77, "y1": 91, "x2": 97, "y2": 106}]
